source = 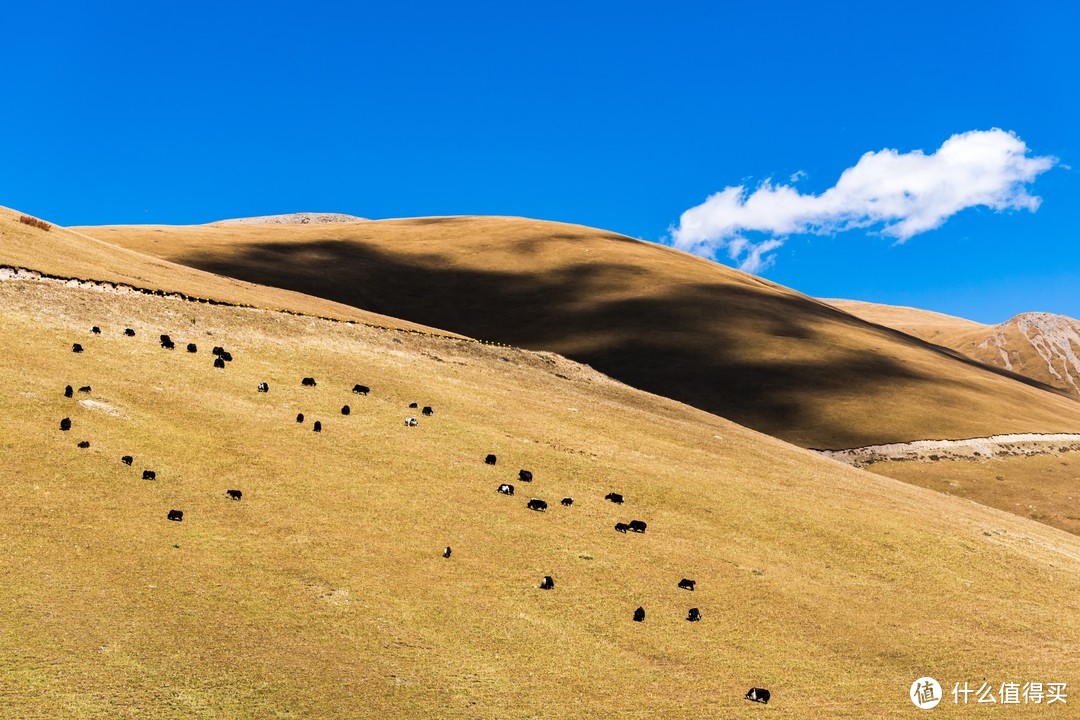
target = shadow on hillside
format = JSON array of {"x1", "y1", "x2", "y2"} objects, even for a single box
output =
[{"x1": 179, "y1": 238, "x2": 1066, "y2": 448}]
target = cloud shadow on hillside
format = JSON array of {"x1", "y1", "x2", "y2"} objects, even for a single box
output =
[{"x1": 179, "y1": 238, "x2": 1068, "y2": 448}]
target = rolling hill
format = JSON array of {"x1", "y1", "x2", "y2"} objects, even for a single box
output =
[
  {"x1": 75, "y1": 216, "x2": 1080, "y2": 450},
  {"x1": 0, "y1": 206, "x2": 449, "y2": 335},
  {"x1": 2, "y1": 218, "x2": 1078, "y2": 718},
  {"x1": 831, "y1": 299, "x2": 1080, "y2": 397}
]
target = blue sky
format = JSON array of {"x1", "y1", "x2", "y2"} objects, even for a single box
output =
[{"x1": 1, "y1": 1, "x2": 1077, "y2": 322}]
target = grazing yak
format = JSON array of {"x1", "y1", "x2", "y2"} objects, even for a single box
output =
[
  {"x1": 408, "y1": 402, "x2": 418, "y2": 408},
  {"x1": 78, "y1": 386, "x2": 91, "y2": 393},
  {"x1": 186, "y1": 343, "x2": 197, "y2": 353},
  {"x1": 72, "y1": 343, "x2": 83, "y2": 353},
  {"x1": 313, "y1": 421, "x2": 322, "y2": 433},
  {"x1": 91, "y1": 326, "x2": 101, "y2": 334},
  {"x1": 296, "y1": 413, "x2": 305, "y2": 423},
  {"x1": 124, "y1": 328, "x2": 135, "y2": 337},
  {"x1": 121, "y1": 455, "x2": 133, "y2": 465},
  {"x1": 302, "y1": 377, "x2": 317, "y2": 387},
  {"x1": 561, "y1": 497, "x2": 573, "y2": 506},
  {"x1": 77, "y1": 440, "x2": 90, "y2": 448},
  {"x1": 352, "y1": 384, "x2": 369, "y2": 395},
  {"x1": 60, "y1": 418, "x2": 72, "y2": 431},
  {"x1": 633, "y1": 607, "x2": 645, "y2": 622},
  {"x1": 628, "y1": 520, "x2": 647, "y2": 533},
  {"x1": 212, "y1": 346, "x2": 224, "y2": 356},
  {"x1": 160, "y1": 334, "x2": 174, "y2": 349},
  {"x1": 226, "y1": 489, "x2": 242, "y2": 501},
  {"x1": 605, "y1": 492, "x2": 624, "y2": 504},
  {"x1": 497, "y1": 484, "x2": 514, "y2": 495},
  {"x1": 540, "y1": 576, "x2": 554, "y2": 590},
  {"x1": 405, "y1": 417, "x2": 418, "y2": 427},
  {"x1": 64, "y1": 385, "x2": 73, "y2": 398},
  {"x1": 527, "y1": 498, "x2": 547, "y2": 512},
  {"x1": 518, "y1": 469, "x2": 532, "y2": 482},
  {"x1": 214, "y1": 357, "x2": 226, "y2": 369},
  {"x1": 745, "y1": 688, "x2": 770, "y2": 704},
  {"x1": 219, "y1": 351, "x2": 233, "y2": 362},
  {"x1": 258, "y1": 382, "x2": 269, "y2": 393},
  {"x1": 142, "y1": 470, "x2": 156, "y2": 480},
  {"x1": 443, "y1": 546, "x2": 452, "y2": 559},
  {"x1": 614, "y1": 522, "x2": 629, "y2": 533},
  {"x1": 687, "y1": 608, "x2": 701, "y2": 622},
  {"x1": 485, "y1": 454, "x2": 497, "y2": 465},
  {"x1": 422, "y1": 406, "x2": 433, "y2": 416},
  {"x1": 341, "y1": 405, "x2": 350, "y2": 416},
  {"x1": 167, "y1": 509, "x2": 184, "y2": 522},
  {"x1": 678, "y1": 578, "x2": 696, "y2": 591}
]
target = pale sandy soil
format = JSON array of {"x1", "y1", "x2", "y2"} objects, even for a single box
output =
[
  {"x1": 214, "y1": 212, "x2": 367, "y2": 225},
  {"x1": 819, "y1": 432, "x2": 1080, "y2": 465}
]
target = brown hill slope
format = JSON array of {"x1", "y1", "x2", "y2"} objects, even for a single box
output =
[
  {"x1": 832, "y1": 299, "x2": 1080, "y2": 397},
  {"x1": 0, "y1": 206, "x2": 451, "y2": 335},
  {"x1": 2, "y1": 276, "x2": 1077, "y2": 719},
  {"x1": 78, "y1": 216, "x2": 1080, "y2": 449}
]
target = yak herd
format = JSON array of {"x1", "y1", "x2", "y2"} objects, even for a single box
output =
[{"x1": 56, "y1": 322, "x2": 771, "y2": 706}]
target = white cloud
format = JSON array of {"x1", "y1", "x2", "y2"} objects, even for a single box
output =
[{"x1": 668, "y1": 129, "x2": 1057, "y2": 273}]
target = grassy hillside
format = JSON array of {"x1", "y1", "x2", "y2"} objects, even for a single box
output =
[
  {"x1": 866, "y1": 451, "x2": 1080, "y2": 536},
  {"x1": 1, "y1": 276, "x2": 1077, "y2": 719},
  {"x1": 78, "y1": 216, "x2": 1080, "y2": 449},
  {"x1": 0, "y1": 206, "x2": 450, "y2": 335},
  {"x1": 832, "y1": 299, "x2": 1080, "y2": 397},
  {"x1": 825, "y1": 299, "x2": 990, "y2": 347}
]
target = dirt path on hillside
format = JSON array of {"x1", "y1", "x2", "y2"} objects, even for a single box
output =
[{"x1": 819, "y1": 433, "x2": 1080, "y2": 466}]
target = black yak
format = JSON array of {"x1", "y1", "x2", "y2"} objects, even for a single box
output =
[{"x1": 745, "y1": 688, "x2": 770, "y2": 704}]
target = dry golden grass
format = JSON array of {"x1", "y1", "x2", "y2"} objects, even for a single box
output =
[
  {"x1": 1, "y1": 278, "x2": 1077, "y2": 718},
  {"x1": 825, "y1": 299, "x2": 990, "y2": 347},
  {"x1": 0, "y1": 205, "x2": 450, "y2": 336},
  {"x1": 78, "y1": 216, "x2": 1080, "y2": 449},
  {"x1": 831, "y1": 298, "x2": 1080, "y2": 397},
  {"x1": 867, "y1": 451, "x2": 1080, "y2": 535}
]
